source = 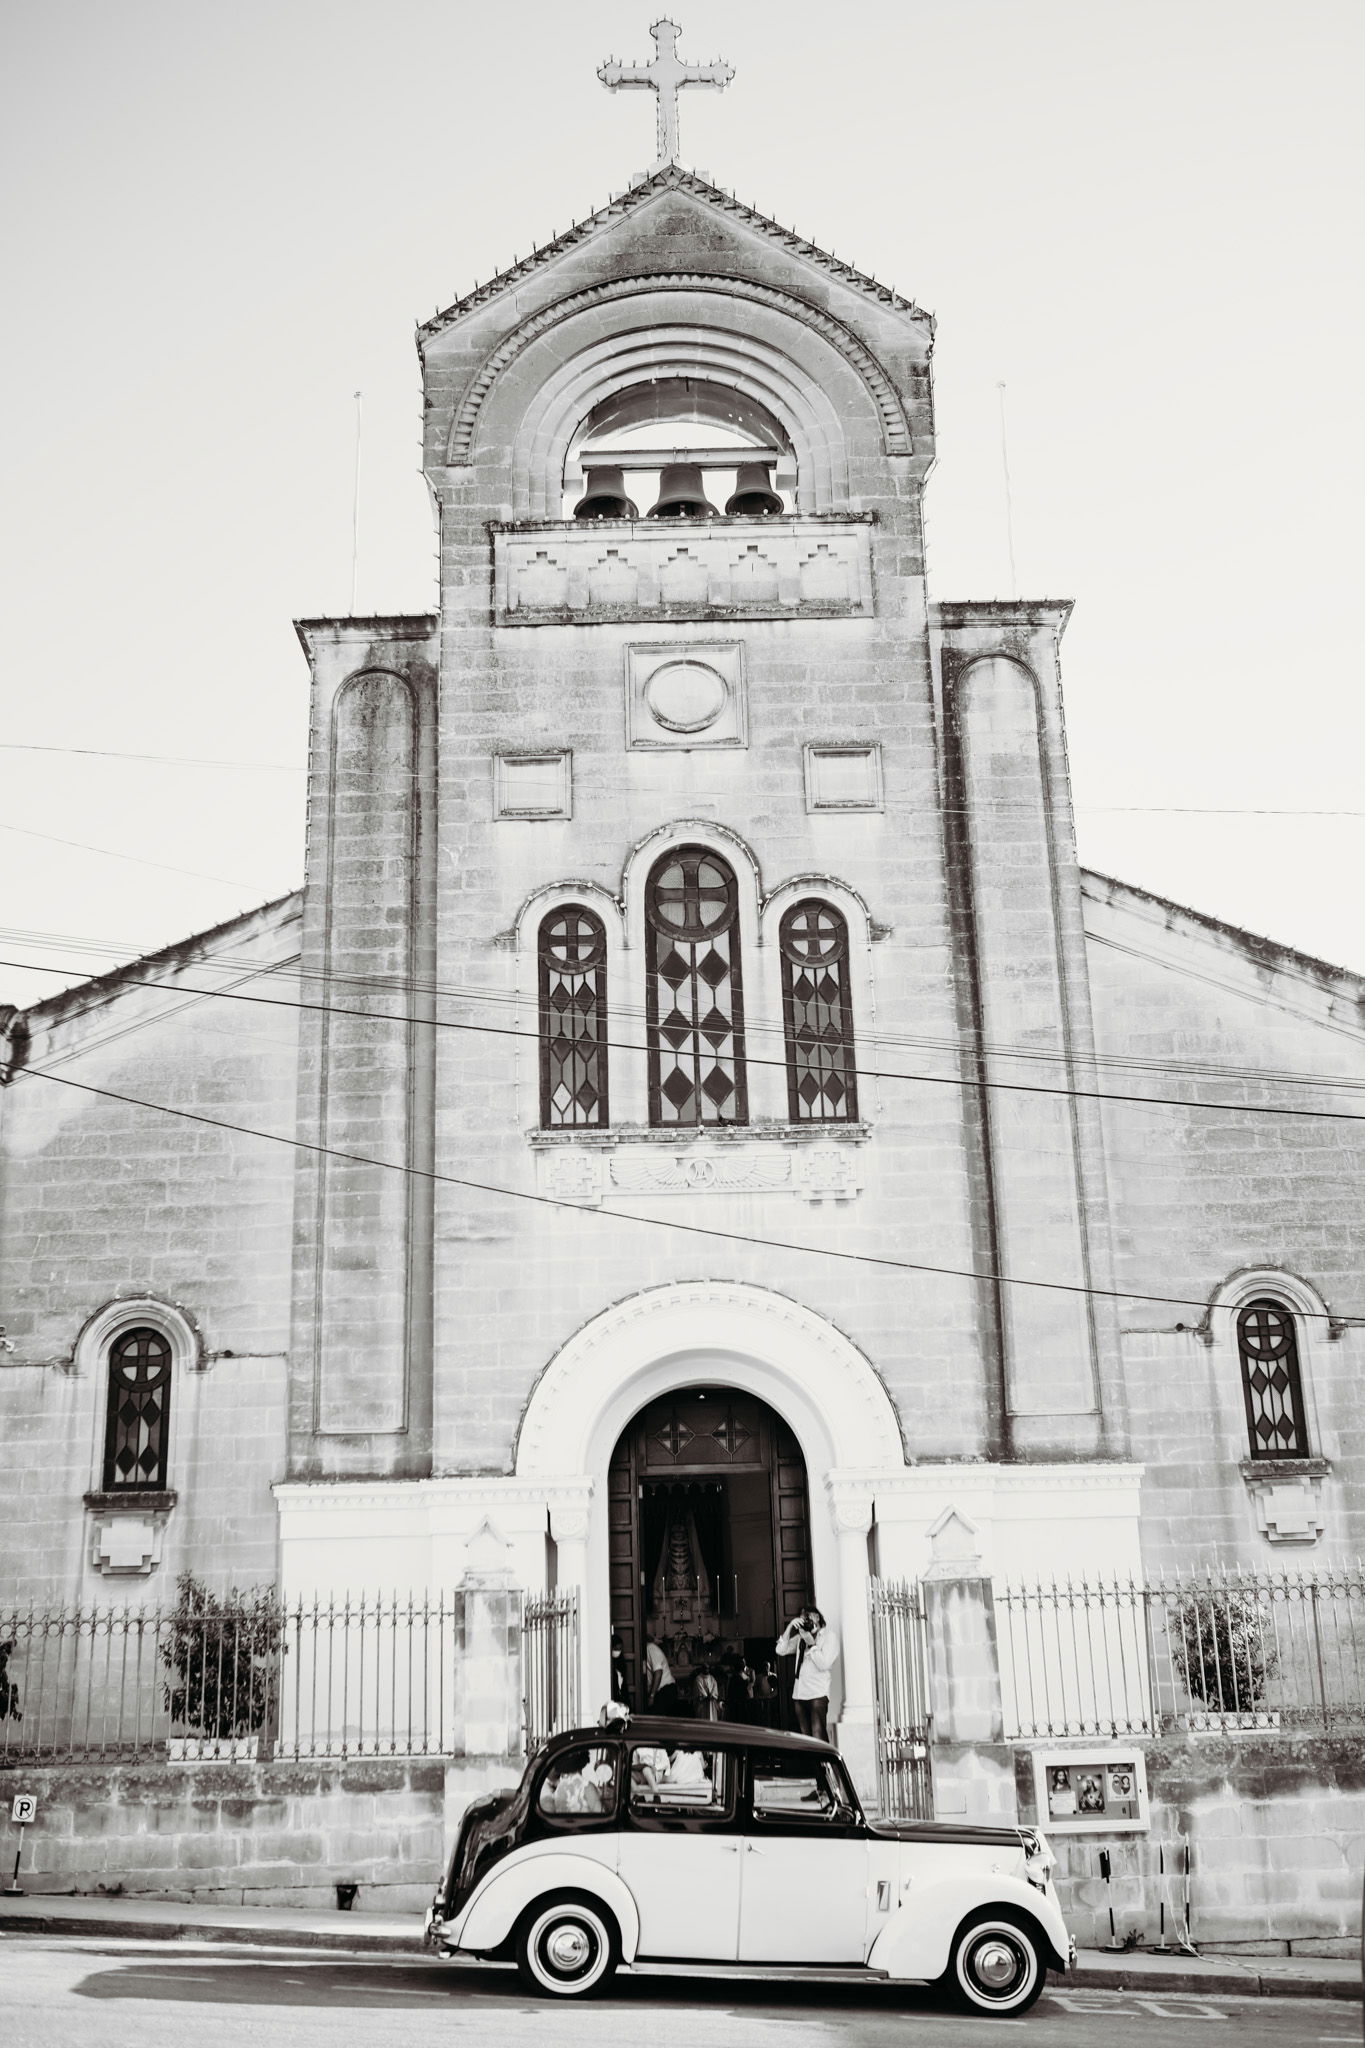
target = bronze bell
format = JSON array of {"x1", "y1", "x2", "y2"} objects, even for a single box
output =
[
  {"x1": 574, "y1": 465, "x2": 639, "y2": 519},
  {"x1": 725, "y1": 462, "x2": 784, "y2": 517},
  {"x1": 648, "y1": 462, "x2": 718, "y2": 519}
]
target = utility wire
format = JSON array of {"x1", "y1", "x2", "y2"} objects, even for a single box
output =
[
  {"x1": 5, "y1": 922, "x2": 1364, "y2": 1085},
  {"x1": 0, "y1": 824, "x2": 254, "y2": 891},
  {"x1": 16, "y1": 1061, "x2": 1360, "y2": 1327},
  {"x1": 2, "y1": 742, "x2": 1361, "y2": 817},
  {"x1": 0, "y1": 743, "x2": 303, "y2": 771},
  {"x1": 6, "y1": 955, "x2": 1364, "y2": 1127}
]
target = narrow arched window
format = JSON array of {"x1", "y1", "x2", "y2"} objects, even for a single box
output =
[
  {"x1": 539, "y1": 906, "x2": 609, "y2": 1128},
  {"x1": 646, "y1": 846, "x2": 748, "y2": 1126},
  {"x1": 780, "y1": 900, "x2": 858, "y2": 1123},
  {"x1": 102, "y1": 1327, "x2": 172, "y2": 1491},
  {"x1": 1238, "y1": 1300, "x2": 1309, "y2": 1458}
]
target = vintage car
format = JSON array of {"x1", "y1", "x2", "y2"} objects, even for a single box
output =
[{"x1": 426, "y1": 1718, "x2": 1073, "y2": 2013}]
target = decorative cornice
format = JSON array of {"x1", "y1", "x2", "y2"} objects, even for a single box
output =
[
  {"x1": 444, "y1": 272, "x2": 914, "y2": 464},
  {"x1": 273, "y1": 1475, "x2": 591, "y2": 1512}
]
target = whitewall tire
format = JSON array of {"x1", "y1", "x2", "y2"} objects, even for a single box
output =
[
  {"x1": 516, "y1": 1897, "x2": 618, "y2": 1999},
  {"x1": 945, "y1": 1913, "x2": 1045, "y2": 2015}
]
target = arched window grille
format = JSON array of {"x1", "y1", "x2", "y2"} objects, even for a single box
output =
[
  {"x1": 538, "y1": 906, "x2": 609, "y2": 1128},
  {"x1": 646, "y1": 846, "x2": 748, "y2": 1126},
  {"x1": 1237, "y1": 1300, "x2": 1310, "y2": 1458},
  {"x1": 102, "y1": 1327, "x2": 172, "y2": 1491},
  {"x1": 779, "y1": 899, "x2": 859, "y2": 1123}
]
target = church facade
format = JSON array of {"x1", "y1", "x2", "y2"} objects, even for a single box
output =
[{"x1": 2, "y1": 165, "x2": 1362, "y2": 1778}]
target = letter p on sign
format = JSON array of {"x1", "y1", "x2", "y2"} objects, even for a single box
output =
[{"x1": 11, "y1": 1796, "x2": 36, "y2": 1825}]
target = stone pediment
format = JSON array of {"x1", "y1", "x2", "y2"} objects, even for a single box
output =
[{"x1": 417, "y1": 167, "x2": 932, "y2": 349}]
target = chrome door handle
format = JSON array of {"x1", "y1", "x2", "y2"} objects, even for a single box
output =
[
  {"x1": 719, "y1": 1843, "x2": 740, "y2": 1853},
  {"x1": 745, "y1": 1843, "x2": 764, "y2": 1855}
]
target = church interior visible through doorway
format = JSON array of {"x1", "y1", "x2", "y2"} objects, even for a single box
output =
[{"x1": 607, "y1": 1388, "x2": 813, "y2": 1724}]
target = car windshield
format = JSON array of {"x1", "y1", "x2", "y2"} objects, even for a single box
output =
[{"x1": 750, "y1": 1751, "x2": 860, "y2": 1823}]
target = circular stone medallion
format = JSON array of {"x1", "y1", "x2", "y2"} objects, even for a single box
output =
[{"x1": 644, "y1": 660, "x2": 728, "y2": 734}]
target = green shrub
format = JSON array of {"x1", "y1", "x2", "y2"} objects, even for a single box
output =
[
  {"x1": 159, "y1": 1573, "x2": 283, "y2": 1738},
  {"x1": 1168, "y1": 1588, "x2": 1274, "y2": 1713}
]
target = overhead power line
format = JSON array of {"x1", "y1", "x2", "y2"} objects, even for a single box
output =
[
  {"x1": 0, "y1": 824, "x2": 254, "y2": 891},
  {"x1": 17, "y1": 1062, "x2": 1360, "y2": 1328},
  {"x1": 5, "y1": 955, "x2": 1364, "y2": 1128},
  {"x1": 2, "y1": 742, "x2": 1361, "y2": 816}
]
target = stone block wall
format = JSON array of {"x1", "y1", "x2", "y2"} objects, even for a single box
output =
[
  {"x1": 1, "y1": 1757, "x2": 466, "y2": 1913},
  {"x1": 1083, "y1": 875, "x2": 1365, "y2": 1568},
  {"x1": 0, "y1": 898, "x2": 299, "y2": 1600},
  {"x1": 1019, "y1": 1733, "x2": 1365, "y2": 1955}
]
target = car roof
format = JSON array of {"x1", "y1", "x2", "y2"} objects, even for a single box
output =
[{"x1": 541, "y1": 1717, "x2": 841, "y2": 1760}]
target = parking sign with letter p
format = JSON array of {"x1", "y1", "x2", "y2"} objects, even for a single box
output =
[{"x1": 11, "y1": 1795, "x2": 36, "y2": 1825}]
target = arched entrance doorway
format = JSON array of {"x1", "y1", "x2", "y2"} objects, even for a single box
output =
[{"x1": 608, "y1": 1387, "x2": 812, "y2": 1716}]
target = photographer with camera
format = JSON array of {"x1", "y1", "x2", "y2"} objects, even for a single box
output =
[{"x1": 774, "y1": 1605, "x2": 838, "y2": 1741}]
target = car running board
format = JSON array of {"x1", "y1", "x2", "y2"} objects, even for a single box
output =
[{"x1": 624, "y1": 1960, "x2": 898, "y2": 1984}]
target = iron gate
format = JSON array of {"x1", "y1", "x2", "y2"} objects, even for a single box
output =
[
  {"x1": 868, "y1": 1575, "x2": 933, "y2": 1819},
  {"x1": 523, "y1": 1588, "x2": 580, "y2": 1751}
]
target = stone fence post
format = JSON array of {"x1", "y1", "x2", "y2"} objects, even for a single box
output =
[
  {"x1": 446, "y1": 1521, "x2": 524, "y2": 1851},
  {"x1": 921, "y1": 1508, "x2": 1018, "y2": 1823}
]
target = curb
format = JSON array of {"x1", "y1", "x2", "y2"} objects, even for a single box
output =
[
  {"x1": 2, "y1": 1911, "x2": 1359, "y2": 1999},
  {"x1": 0, "y1": 1910, "x2": 423, "y2": 1955},
  {"x1": 1072, "y1": 1959, "x2": 1361, "y2": 2003}
]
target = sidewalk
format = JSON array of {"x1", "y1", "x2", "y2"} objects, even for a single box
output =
[{"x1": 0, "y1": 1892, "x2": 1359, "y2": 1998}]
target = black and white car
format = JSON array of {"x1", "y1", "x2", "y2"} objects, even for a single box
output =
[{"x1": 426, "y1": 1718, "x2": 1073, "y2": 2013}]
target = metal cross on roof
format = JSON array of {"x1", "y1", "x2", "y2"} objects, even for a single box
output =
[{"x1": 598, "y1": 18, "x2": 735, "y2": 170}]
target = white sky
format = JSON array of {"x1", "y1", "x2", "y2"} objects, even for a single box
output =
[{"x1": 2, "y1": 0, "x2": 1361, "y2": 1007}]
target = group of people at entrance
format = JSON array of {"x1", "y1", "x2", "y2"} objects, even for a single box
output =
[{"x1": 614, "y1": 1606, "x2": 838, "y2": 1742}]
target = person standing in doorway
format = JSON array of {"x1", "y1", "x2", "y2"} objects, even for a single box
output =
[
  {"x1": 643, "y1": 1628, "x2": 681, "y2": 1715},
  {"x1": 775, "y1": 1606, "x2": 838, "y2": 1741}
]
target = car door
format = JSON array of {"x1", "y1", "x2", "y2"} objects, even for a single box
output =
[
  {"x1": 737, "y1": 1748, "x2": 872, "y2": 1964},
  {"x1": 615, "y1": 1739, "x2": 743, "y2": 1960}
]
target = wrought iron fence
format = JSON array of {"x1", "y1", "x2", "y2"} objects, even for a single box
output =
[
  {"x1": 523, "y1": 1588, "x2": 579, "y2": 1751},
  {"x1": 0, "y1": 1587, "x2": 580, "y2": 1764},
  {"x1": 997, "y1": 1565, "x2": 1365, "y2": 1739},
  {"x1": 868, "y1": 1576, "x2": 933, "y2": 1820}
]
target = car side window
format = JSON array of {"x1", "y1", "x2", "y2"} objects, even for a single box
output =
[
  {"x1": 750, "y1": 1751, "x2": 859, "y2": 1825},
  {"x1": 628, "y1": 1742, "x2": 731, "y2": 1820},
  {"x1": 536, "y1": 1746, "x2": 618, "y2": 1821}
]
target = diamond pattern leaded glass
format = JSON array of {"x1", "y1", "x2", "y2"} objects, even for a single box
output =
[
  {"x1": 779, "y1": 899, "x2": 858, "y2": 1123},
  {"x1": 539, "y1": 906, "x2": 609, "y2": 1129},
  {"x1": 102, "y1": 1327, "x2": 172, "y2": 1491},
  {"x1": 646, "y1": 847, "x2": 748, "y2": 1126},
  {"x1": 1237, "y1": 1300, "x2": 1309, "y2": 1458}
]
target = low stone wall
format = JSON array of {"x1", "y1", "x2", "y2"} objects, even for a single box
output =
[
  {"x1": 1017, "y1": 1733, "x2": 1365, "y2": 1955},
  {"x1": 0, "y1": 1755, "x2": 515, "y2": 1912}
]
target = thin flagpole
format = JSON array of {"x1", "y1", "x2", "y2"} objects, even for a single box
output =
[
  {"x1": 350, "y1": 391, "x2": 363, "y2": 614},
  {"x1": 996, "y1": 380, "x2": 1018, "y2": 599}
]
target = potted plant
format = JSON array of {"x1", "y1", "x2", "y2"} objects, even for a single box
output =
[
  {"x1": 161, "y1": 1573, "x2": 283, "y2": 1760},
  {"x1": 1168, "y1": 1586, "x2": 1278, "y2": 1730}
]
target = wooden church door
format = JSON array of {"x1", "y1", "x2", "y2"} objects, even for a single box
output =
[{"x1": 606, "y1": 1389, "x2": 813, "y2": 1717}]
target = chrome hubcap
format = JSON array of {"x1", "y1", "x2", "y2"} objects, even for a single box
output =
[
  {"x1": 546, "y1": 1924, "x2": 592, "y2": 1972},
  {"x1": 974, "y1": 1939, "x2": 1020, "y2": 1988}
]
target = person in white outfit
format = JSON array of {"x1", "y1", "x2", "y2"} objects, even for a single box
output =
[{"x1": 775, "y1": 1606, "x2": 838, "y2": 1741}]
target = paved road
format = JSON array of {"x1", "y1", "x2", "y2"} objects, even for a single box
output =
[{"x1": 4, "y1": 1935, "x2": 1361, "y2": 2048}]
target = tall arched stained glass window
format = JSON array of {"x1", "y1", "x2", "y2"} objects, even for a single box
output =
[
  {"x1": 780, "y1": 899, "x2": 858, "y2": 1123},
  {"x1": 646, "y1": 846, "x2": 748, "y2": 1126},
  {"x1": 102, "y1": 1327, "x2": 172, "y2": 1491},
  {"x1": 539, "y1": 906, "x2": 609, "y2": 1128},
  {"x1": 1237, "y1": 1300, "x2": 1310, "y2": 1458}
]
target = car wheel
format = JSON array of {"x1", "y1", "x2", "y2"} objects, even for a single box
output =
[
  {"x1": 516, "y1": 1896, "x2": 618, "y2": 1999},
  {"x1": 945, "y1": 1912, "x2": 1045, "y2": 2016}
]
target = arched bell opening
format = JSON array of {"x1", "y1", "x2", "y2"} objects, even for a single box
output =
[
  {"x1": 564, "y1": 376, "x2": 796, "y2": 520},
  {"x1": 606, "y1": 1385, "x2": 813, "y2": 1726}
]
